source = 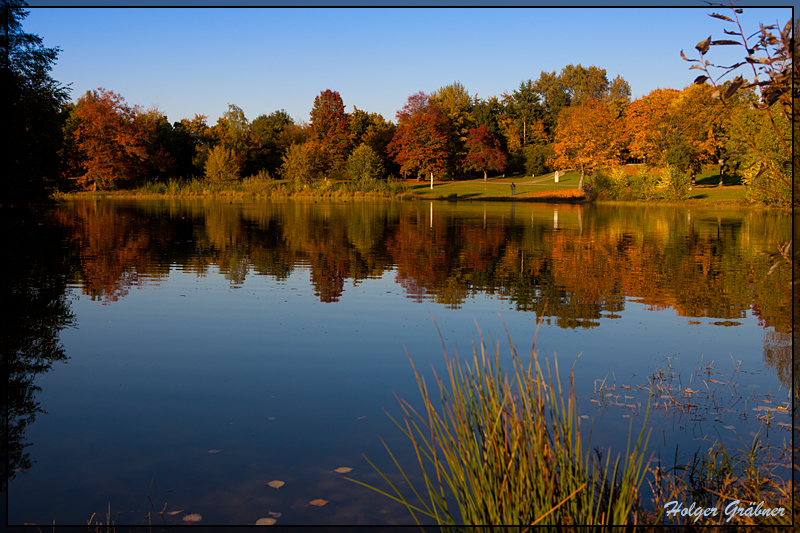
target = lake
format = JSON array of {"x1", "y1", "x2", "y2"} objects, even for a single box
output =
[{"x1": 5, "y1": 198, "x2": 793, "y2": 526}]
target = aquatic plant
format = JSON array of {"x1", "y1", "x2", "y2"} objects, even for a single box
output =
[{"x1": 346, "y1": 320, "x2": 653, "y2": 526}]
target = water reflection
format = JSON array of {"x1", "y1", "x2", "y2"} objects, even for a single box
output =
[
  {"x1": 54, "y1": 199, "x2": 791, "y2": 327},
  {"x1": 3, "y1": 208, "x2": 76, "y2": 490}
]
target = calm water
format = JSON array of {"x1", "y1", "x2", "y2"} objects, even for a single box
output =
[{"x1": 6, "y1": 198, "x2": 793, "y2": 526}]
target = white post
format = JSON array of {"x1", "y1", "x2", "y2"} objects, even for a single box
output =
[
  {"x1": 430, "y1": 172, "x2": 433, "y2": 189},
  {"x1": 554, "y1": 170, "x2": 559, "y2": 183}
]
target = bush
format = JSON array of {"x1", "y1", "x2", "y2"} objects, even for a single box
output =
[
  {"x1": 242, "y1": 169, "x2": 273, "y2": 195},
  {"x1": 204, "y1": 145, "x2": 241, "y2": 186},
  {"x1": 657, "y1": 165, "x2": 691, "y2": 201}
]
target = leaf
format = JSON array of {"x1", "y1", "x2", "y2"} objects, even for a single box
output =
[
  {"x1": 695, "y1": 36, "x2": 712, "y2": 54},
  {"x1": 709, "y1": 13, "x2": 733, "y2": 22},
  {"x1": 166, "y1": 510, "x2": 184, "y2": 516},
  {"x1": 710, "y1": 40, "x2": 740, "y2": 46},
  {"x1": 693, "y1": 75, "x2": 708, "y2": 85},
  {"x1": 333, "y1": 467, "x2": 352, "y2": 474},
  {"x1": 266, "y1": 480, "x2": 285, "y2": 490},
  {"x1": 309, "y1": 499, "x2": 328, "y2": 506},
  {"x1": 182, "y1": 514, "x2": 202, "y2": 522},
  {"x1": 766, "y1": 262, "x2": 783, "y2": 277},
  {"x1": 724, "y1": 426, "x2": 736, "y2": 430},
  {"x1": 256, "y1": 518, "x2": 277, "y2": 525},
  {"x1": 754, "y1": 161, "x2": 767, "y2": 180},
  {"x1": 207, "y1": 449, "x2": 221, "y2": 454},
  {"x1": 268, "y1": 512, "x2": 282, "y2": 518},
  {"x1": 724, "y1": 76, "x2": 743, "y2": 99},
  {"x1": 711, "y1": 90, "x2": 721, "y2": 100},
  {"x1": 679, "y1": 49, "x2": 697, "y2": 62}
]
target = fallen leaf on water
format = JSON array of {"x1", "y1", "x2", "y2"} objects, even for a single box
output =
[
  {"x1": 182, "y1": 514, "x2": 202, "y2": 522},
  {"x1": 255, "y1": 518, "x2": 276, "y2": 525},
  {"x1": 268, "y1": 417, "x2": 276, "y2": 420},
  {"x1": 268, "y1": 512, "x2": 282, "y2": 518},
  {"x1": 166, "y1": 510, "x2": 184, "y2": 515},
  {"x1": 333, "y1": 467, "x2": 352, "y2": 474},
  {"x1": 208, "y1": 449, "x2": 221, "y2": 454},
  {"x1": 357, "y1": 416, "x2": 366, "y2": 419},
  {"x1": 267, "y1": 480, "x2": 284, "y2": 490},
  {"x1": 580, "y1": 415, "x2": 589, "y2": 419},
  {"x1": 309, "y1": 499, "x2": 328, "y2": 506},
  {"x1": 724, "y1": 426, "x2": 736, "y2": 430}
]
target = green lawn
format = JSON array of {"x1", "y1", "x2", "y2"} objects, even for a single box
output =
[{"x1": 411, "y1": 171, "x2": 583, "y2": 200}]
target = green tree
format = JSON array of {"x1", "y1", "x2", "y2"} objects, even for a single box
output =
[
  {"x1": 347, "y1": 144, "x2": 385, "y2": 183},
  {"x1": 2, "y1": 0, "x2": 71, "y2": 202},
  {"x1": 219, "y1": 103, "x2": 250, "y2": 155},
  {"x1": 249, "y1": 109, "x2": 294, "y2": 176}
]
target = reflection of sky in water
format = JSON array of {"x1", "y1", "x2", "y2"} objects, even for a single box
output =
[{"x1": 13, "y1": 261, "x2": 790, "y2": 525}]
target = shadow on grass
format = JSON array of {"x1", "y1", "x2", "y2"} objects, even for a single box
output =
[{"x1": 695, "y1": 171, "x2": 742, "y2": 187}]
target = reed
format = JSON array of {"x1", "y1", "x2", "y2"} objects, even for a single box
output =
[{"x1": 346, "y1": 320, "x2": 653, "y2": 527}]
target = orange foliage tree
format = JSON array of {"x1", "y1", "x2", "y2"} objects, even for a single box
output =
[
  {"x1": 552, "y1": 98, "x2": 626, "y2": 191},
  {"x1": 73, "y1": 88, "x2": 152, "y2": 190},
  {"x1": 624, "y1": 88, "x2": 681, "y2": 165}
]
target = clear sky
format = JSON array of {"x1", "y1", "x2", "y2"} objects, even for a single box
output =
[{"x1": 23, "y1": 5, "x2": 793, "y2": 126}]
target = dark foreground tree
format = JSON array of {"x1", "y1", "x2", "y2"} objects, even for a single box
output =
[{"x1": 2, "y1": 0, "x2": 71, "y2": 203}]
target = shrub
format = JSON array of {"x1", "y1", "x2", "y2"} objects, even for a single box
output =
[
  {"x1": 657, "y1": 165, "x2": 691, "y2": 201},
  {"x1": 242, "y1": 169, "x2": 272, "y2": 195},
  {"x1": 204, "y1": 145, "x2": 241, "y2": 186}
]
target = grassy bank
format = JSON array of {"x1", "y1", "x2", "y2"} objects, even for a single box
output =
[{"x1": 55, "y1": 165, "x2": 760, "y2": 207}]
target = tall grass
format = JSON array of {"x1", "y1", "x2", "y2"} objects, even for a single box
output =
[{"x1": 347, "y1": 321, "x2": 653, "y2": 526}]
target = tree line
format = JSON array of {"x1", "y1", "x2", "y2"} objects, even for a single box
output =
[{"x1": 4, "y1": 1, "x2": 795, "y2": 208}]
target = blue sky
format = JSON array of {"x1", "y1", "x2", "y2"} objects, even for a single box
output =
[{"x1": 24, "y1": 6, "x2": 793, "y2": 125}]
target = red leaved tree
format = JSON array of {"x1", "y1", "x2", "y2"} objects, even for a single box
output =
[
  {"x1": 395, "y1": 91, "x2": 430, "y2": 124},
  {"x1": 74, "y1": 88, "x2": 151, "y2": 190},
  {"x1": 463, "y1": 124, "x2": 507, "y2": 181},
  {"x1": 309, "y1": 89, "x2": 350, "y2": 178},
  {"x1": 388, "y1": 112, "x2": 450, "y2": 181}
]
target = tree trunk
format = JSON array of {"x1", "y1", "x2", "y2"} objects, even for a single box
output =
[
  {"x1": 578, "y1": 166, "x2": 585, "y2": 192},
  {"x1": 483, "y1": 169, "x2": 487, "y2": 182}
]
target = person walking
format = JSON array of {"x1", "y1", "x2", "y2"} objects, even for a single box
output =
[{"x1": 510, "y1": 182, "x2": 516, "y2": 196}]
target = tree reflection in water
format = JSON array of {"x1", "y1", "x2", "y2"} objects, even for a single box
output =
[{"x1": 3, "y1": 207, "x2": 76, "y2": 492}]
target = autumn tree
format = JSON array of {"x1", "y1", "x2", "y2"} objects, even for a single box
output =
[
  {"x1": 310, "y1": 89, "x2": 351, "y2": 178},
  {"x1": 625, "y1": 88, "x2": 681, "y2": 165},
  {"x1": 463, "y1": 125, "x2": 507, "y2": 181},
  {"x1": 388, "y1": 112, "x2": 450, "y2": 182},
  {"x1": 396, "y1": 91, "x2": 430, "y2": 124},
  {"x1": 553, "y1": 98, "x2": 626, "y2": 191},
  {"x1": 74, "y1": 88, "x2": 151, "y2": 189},
  {"x1": 3, "y1": 0, "x2": 71, "y2": 202}
]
